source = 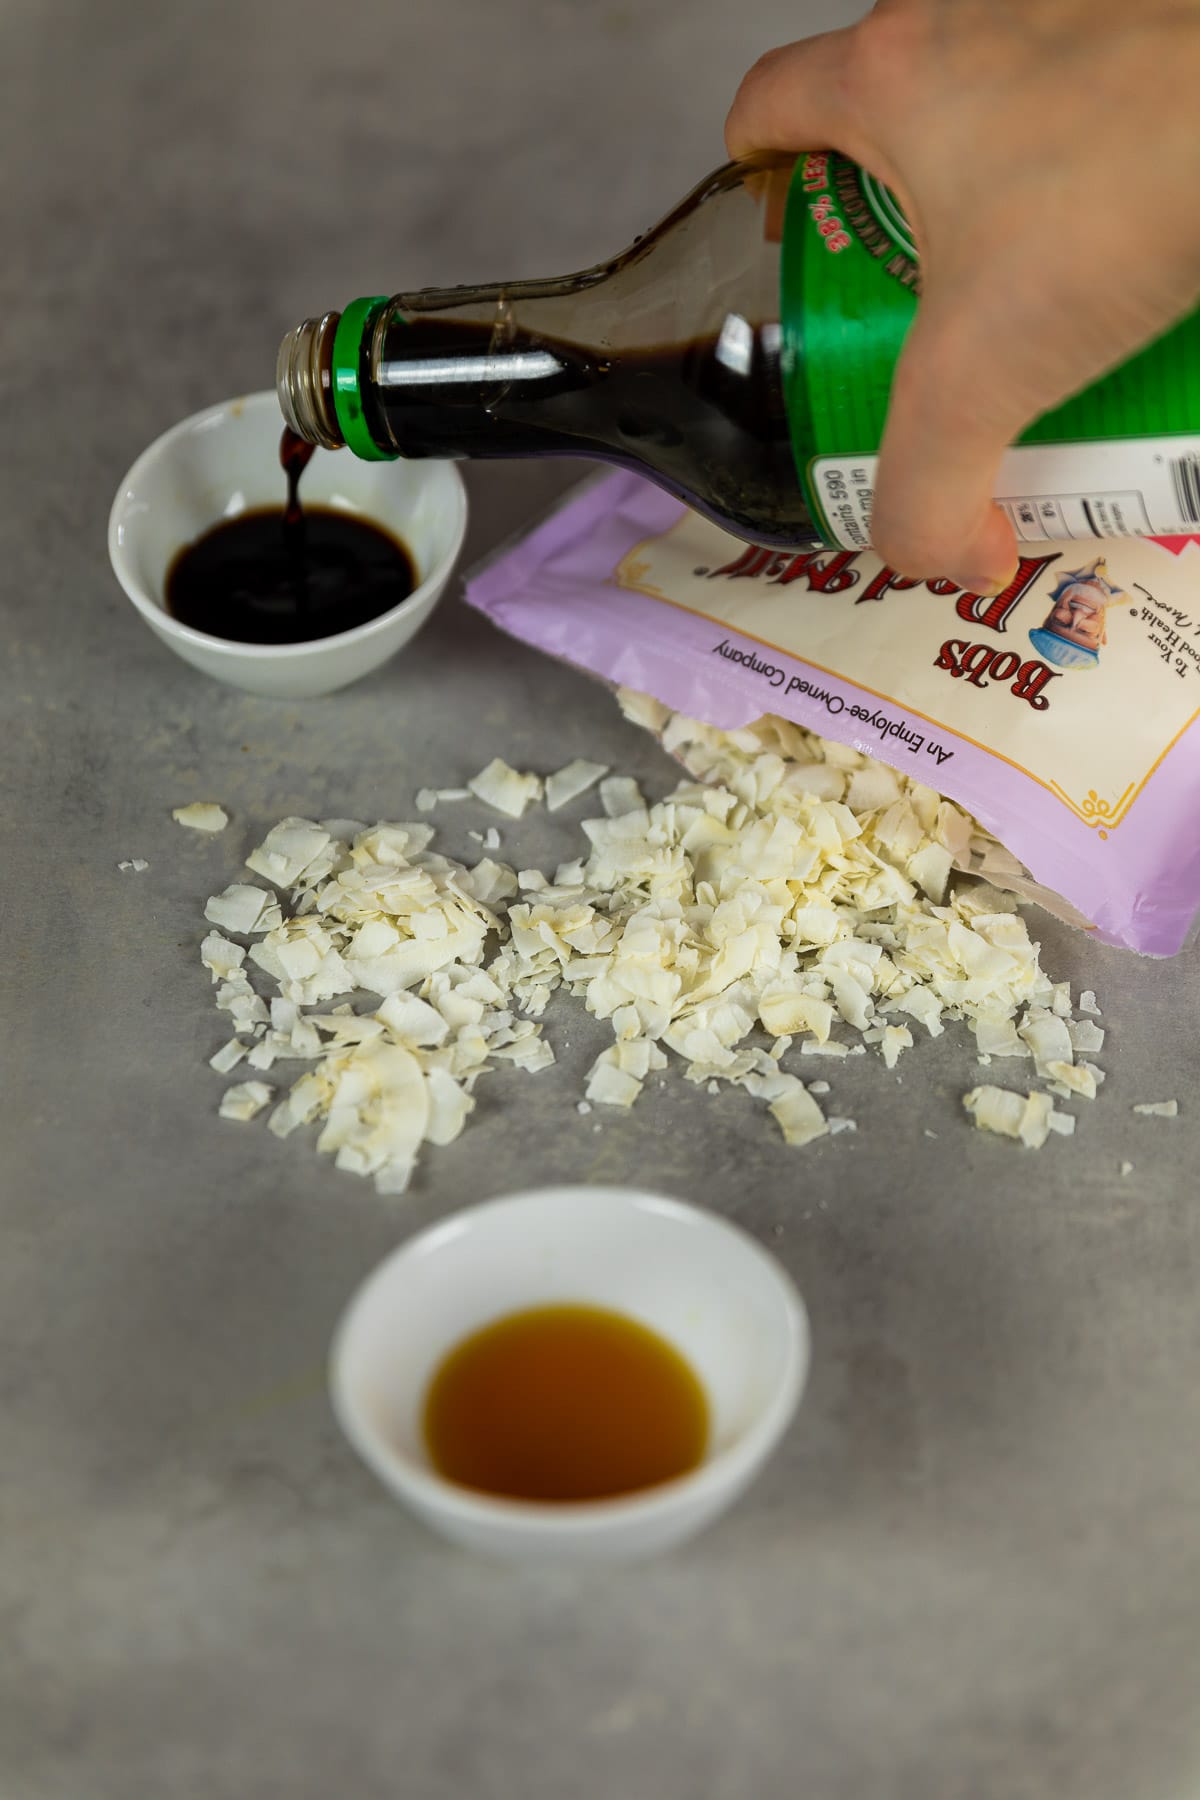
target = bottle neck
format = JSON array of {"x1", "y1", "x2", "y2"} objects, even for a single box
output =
[
  {"x1": 277, "y1": 311, "x2": 341, "y2": 449},
  {"x1": 274, "y1": 156, "x2": 819, "y2": 545},
  {"x1": 362, "y1": 284, "x2": 612, "y2": 460},
  {"x1": 277, "y1": 154, "x2": 802, "y2": 464}
]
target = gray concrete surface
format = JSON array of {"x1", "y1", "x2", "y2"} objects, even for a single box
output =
[{"x1": 4, "y1": 2, "x2": 1200, "y2": 1796}]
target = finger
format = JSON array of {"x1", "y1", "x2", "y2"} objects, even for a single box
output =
[
  {"x1": 725, "y1": 31, "x2": 869, "y2": 163},
  {"x1": 869, "y1": 300, "x2": 1023, "y2": 590}
]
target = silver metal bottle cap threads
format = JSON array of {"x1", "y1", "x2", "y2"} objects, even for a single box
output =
[{"x1": 276, "y1": 312, "x2": 343, "y2": 448}]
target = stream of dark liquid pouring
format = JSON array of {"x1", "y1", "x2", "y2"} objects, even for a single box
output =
[
  {"x1": 280, "y1": 426, "x2": 318, "y2": 621},
  {"x1": 281, "y1": 426, "x2": 317, "y2": 529}
]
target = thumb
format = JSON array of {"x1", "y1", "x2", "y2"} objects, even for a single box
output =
[{"x1": 870, "y1": 300, "x2": 1021, "y2": 591}]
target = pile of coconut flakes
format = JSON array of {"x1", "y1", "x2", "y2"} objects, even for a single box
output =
[{"x1": 189, "y1": 689, "x2": 1122, "y2": 1195}]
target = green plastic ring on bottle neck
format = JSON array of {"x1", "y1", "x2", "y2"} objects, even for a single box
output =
[{"x1": 332, "y1": 296, "x2": 400, "y2": 461}]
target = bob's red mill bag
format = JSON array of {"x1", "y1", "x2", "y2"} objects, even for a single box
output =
[{"x1": 466, "y1": 471, "x2": 1200, "y2": 954}]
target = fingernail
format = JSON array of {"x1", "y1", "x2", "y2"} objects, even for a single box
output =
[{"x1": 960, "y1": 562, "x2": 1020, "y2": 598}]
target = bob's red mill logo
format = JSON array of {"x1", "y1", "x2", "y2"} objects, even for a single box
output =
[{"x1": 705, "y1": 545, "x2": 1064, "y2": 711}]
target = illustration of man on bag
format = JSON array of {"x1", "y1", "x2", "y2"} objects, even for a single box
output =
[{"x1": 1027, "y1": 556, "x2": 1127, "y2": 670}]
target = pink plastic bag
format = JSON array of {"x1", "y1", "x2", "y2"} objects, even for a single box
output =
[{"x1": 466, "y1": 471, "x2": 1200, "y2": 954}]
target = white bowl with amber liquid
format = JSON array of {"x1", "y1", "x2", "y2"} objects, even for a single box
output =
[
  {"x1": 107, "y1": 391, "x2": 467, "y2": 699},
  {"x1": 330, "y1": 1186, "x2": 809, "y2": 1562}
]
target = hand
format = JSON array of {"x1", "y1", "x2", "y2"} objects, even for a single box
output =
[{"x1": 727, "y1": 0, "x2": 1200, "y2": 589}]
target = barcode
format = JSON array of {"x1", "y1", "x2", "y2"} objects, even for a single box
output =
[{"x1": 1170, "y1": 454, "x2": 1200, "y2": 524}]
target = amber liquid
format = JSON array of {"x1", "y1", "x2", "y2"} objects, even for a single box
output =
[
  {"x1": 423, "y1": 1304, "x2": 709, "y2": 1502},
  {"x1": 163, "y1": 428, "x2": 417, "y2": 645}
]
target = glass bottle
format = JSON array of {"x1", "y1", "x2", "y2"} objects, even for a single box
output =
[{"x1": 278, "y1": 151, "x2": 1200, "y2": 552}]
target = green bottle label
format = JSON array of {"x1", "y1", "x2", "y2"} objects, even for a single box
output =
[{"x1": 780, "y1": 152, "x2": 1200, "y2": 549}]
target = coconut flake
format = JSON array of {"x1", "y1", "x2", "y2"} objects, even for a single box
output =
[
  {"x1": 1045, "y1": 1060, "x2": 1098, "y2": 1101},
  {"x1": 1018, "y1": 1007, "x2": 1074, "y2": 1077},
  {"x1": 204, "y1": 883, "x2": 281, "y2": 935},
  {"x1": 218, "y1": 1080, "x2": 273, "y2": 1121},
  {"x1": 201, "y1": 932, "x2": 247, "y2": 982},
  {"x1": 174, "y1": 802, "x2": 228, "y2": 833},
  {"x1": 963, "y1": 1085, "x2": 1054, "y2": 1148},
  {"x1": 1067, "y1": 1018, "x2": 1106, "y2": 1055},
  {"x1": 586, "y1": 1051, "x2": 643, "y2": 1109},
  {"x1": 246, "y1": 818, "x2": 331, "y2": 887},
  {"x1": 879, "y1": 1025, "x2": 912, "y2": 1071},
  {"x1": 599, "y1": 775, "x2": 647, "y2": 819},
  {"x1": 546, "y1": 759, "x2": 609, "y2": 812},
  {"x1": 974, "y1": 1015, "x2": 1028, "y2": 1059},
  {"x1": 468, "y1": 758, "x2": 543, "y2": 818},
  {"x1": 768, "y1": 1077, "x2": 828, "y2": 1147}
]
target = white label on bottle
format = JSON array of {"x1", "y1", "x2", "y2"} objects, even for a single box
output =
[{"x1": 811, "y1": 435, "x2": 1200, "y2": 551}]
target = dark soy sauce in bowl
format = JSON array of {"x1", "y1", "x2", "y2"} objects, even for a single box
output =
[{"x1": 164, "y1": 428, "x2": 417, "y2": 645}]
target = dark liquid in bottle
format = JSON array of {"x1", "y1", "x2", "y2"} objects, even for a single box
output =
[
  {"x1": 164, "y1": 428, "x2": 417, "y2": 645},
  {"x1": 369, "y1": 316, "x2": 811, "y2": 546}
]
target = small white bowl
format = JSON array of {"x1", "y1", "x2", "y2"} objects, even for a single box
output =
[
  {"x1": 330, "y1": 1186, "x2": 809, "y2": 1562},
  {"x1": 108, "y1": 392, "x2": 467, "y2": 699}
]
